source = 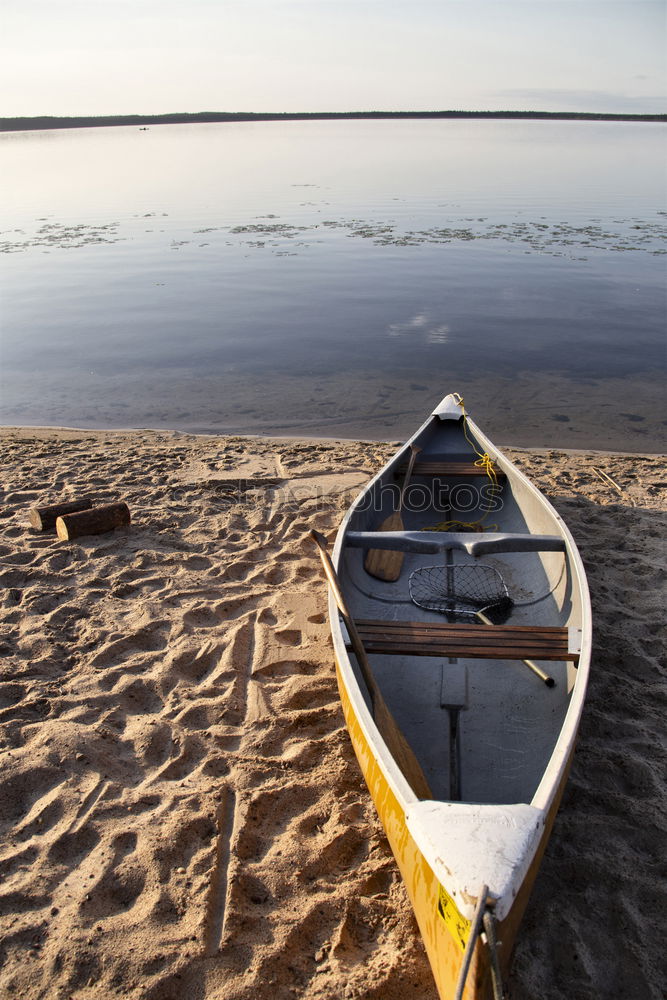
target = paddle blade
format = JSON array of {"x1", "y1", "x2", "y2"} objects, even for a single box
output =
[{"x1": 364, "y1": 512, "x2": 405, "y2": 581}]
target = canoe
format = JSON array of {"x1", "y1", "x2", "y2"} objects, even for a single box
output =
[{"x1": 313, "y1": 393, "x2": 591, "y2": 999}]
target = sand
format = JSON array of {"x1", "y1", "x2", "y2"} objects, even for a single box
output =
[{"x1": 0, "y1": 427, "x2": 665, "y2": 1000}]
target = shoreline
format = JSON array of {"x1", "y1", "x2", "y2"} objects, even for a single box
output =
[
  {"x1": 1, "y1": 422, "x2": 665, "y2": 460},
  {"x1": 2, "y1": 110, "x2": 665, "y2": 132},
  {"x1": 3, "y1": 370, "x2": 664, "y2": 455}
]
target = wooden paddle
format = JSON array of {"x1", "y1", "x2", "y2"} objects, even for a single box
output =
[
  {"x1": 364, "y1": 444, "x2": 420, "y2": 582},
  {"x1": 311, "y1": 529, "x2": 432, "y2": 800},
  {"x1": 475, "y1": 610, "x2": 555, "y2": 687}
]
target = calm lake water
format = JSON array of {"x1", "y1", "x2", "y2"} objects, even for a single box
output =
[{"x1": 1, "y1": 120, "x2": 665, "y2": 450}]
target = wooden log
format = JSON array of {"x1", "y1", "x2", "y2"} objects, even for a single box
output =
[
  {"x1": 56, "y1": 503, "x2": 131, "y2": 541},
  {"x1": 29, "y1": 499, "x2": 93, "y2": 532}
]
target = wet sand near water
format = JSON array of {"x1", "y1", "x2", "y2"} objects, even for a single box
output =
[{"x1": 1, "y1": 370, "x2": 666, "y2": 454}]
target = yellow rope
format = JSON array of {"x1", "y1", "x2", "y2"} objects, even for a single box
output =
[
  {"x1": 457, "y1": 396, "x2": 498, "y2": 487},
  {"x1": 424, "y1": 394, "x2": 501, "y2": 533},
  {"x1": 425, "y1": 518, "x2": 497, "y2": 533},
  {"x1": 474, "y1": 451, "x2": 498, "y2": 487}
]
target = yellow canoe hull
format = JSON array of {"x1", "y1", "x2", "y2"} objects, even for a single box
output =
[
  {"x1": 335, "y1": 650, "x2": 573, "y2": 999},
  {"x1": 324, "y1": 394, "x2": 591, "y2": 997}
]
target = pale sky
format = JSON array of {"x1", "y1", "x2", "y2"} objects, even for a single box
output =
[{"x1": 1, "y1": 0, "x2": 665, "y2": 117}]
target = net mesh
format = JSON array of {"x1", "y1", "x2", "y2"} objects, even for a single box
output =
[{"x1": 409, "y1": 563, "x2": 513, "y2": 620}]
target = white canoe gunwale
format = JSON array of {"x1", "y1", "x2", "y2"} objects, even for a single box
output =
[{"x1": 326, "y1": 394, "x2": 592, "y2": 999}]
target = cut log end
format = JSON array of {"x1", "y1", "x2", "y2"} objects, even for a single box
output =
[
  {"x1": 29, "y1": 499, "x2": 94, "y2": 532},
  {"x1": 56, "y1": 503, "x2": 131, "y2": 541}
]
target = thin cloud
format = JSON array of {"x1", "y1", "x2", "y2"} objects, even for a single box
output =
[{"x1": 496, "y1": 88, "x2": 666, "y2": 113}]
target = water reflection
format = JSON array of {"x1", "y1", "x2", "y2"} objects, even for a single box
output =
[
  {"x1": 388, "y1": 312, "x2": 451, "y2": 345},
  {"x1": 0, "y1": 120, "x2": 665, "y2": 449}
]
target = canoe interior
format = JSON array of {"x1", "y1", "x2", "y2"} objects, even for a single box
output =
[{"x1": 339, "y1": 414, "x2": 584, "y2": 805}]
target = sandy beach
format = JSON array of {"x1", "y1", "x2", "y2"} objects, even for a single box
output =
[{"x1": 0, "y1": 426, "x2": 665, "y2": 1000}]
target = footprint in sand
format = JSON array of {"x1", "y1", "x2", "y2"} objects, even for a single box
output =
[
  {"x1": 2, "y1": 765, "x2": 65, "y2": 828},
  {"x1": 13, "y1": 787, "x2": 65, "y2": 840},
  {"x1": 251, "y1": 657, "x2": 319, "y2": 680},
  {"x1": 274, "y1": 628, "x2": 302, "y2": 646},
  {"x1": 257, "y1": 607, "x2": 277, "y2": 626},
  {"x1": 116, "y1": 677, "x2": 164, "y2": 715},
  {"x1": 85, "y1": 832, "x2": 145, "y2": 919},
  {"x1": 0, "y1": 683, "x2": 27, "y2": 709},
  {"x1": 177, "y1": 702, "x2": 228, "y2": 733},
  {"x1": 152, "y1": 812, "x2": 216, "y2": 881},
  {"x1": 182, "y1": 605, "x2": 221, "y2": 629},
  {"x1": 88, "y1": 623, "x2": 170, "y2": 669},
  {"x1": 163, "y1": 638, "x2": 224, "y2": 684},
  {"x1": 48, "y1": 824, "x2": 101, "y2": 867},
  {"x1": 154, "y1": 734, "x2": 207, "y2": 782},
  {"x1": 138, "y1": 722, "x2": 178, "y2": 768}
]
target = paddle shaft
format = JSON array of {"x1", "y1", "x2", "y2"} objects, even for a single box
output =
[
  {"x1": 398, "y1": 443, "x2": 420, "y2": 510},
  {"x1": 476, "y1": 611, "x2": 555, "y2": 687},
  {"x1": 311, "y1": 529, "x2": 432, "y2": 800},
  {"x1": 311, "y1": 530, "x2": 379, "y2": 704}
]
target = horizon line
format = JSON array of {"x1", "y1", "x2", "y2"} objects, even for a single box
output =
[{"x1": 1, "y1": 109, "x2": 665, "y2": 132}]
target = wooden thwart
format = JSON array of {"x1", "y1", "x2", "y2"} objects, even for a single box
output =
[
  {"x1": 354, "y1": 619, "x2": 580, "y2": 662},
  {"x1": 396, "y1": 461, "x2": 506, "y2": 479}
]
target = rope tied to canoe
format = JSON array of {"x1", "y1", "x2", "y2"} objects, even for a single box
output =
[
  {"x1": 425, "y1": 393, "x2": 501, "y2": 533},
  {"x1": 454, "y1": 884, "x2": 507, "y2": 1000},
  {"x1": 482, "y1": 909, "x2": 506, "y2": 1000},
  {"x1": 474, "y1": 450, "x2": 498, "y2": 486},
  {"x1": 457, "y1": 394, "x2": 500, "y2": 494}
]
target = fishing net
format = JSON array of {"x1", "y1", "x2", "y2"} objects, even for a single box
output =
[{"x1": 408, "y1": 563, "x2": 513, "y2": 621}]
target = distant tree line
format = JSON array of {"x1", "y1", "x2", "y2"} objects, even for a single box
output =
[{"x1": 1, "y1": 110, "x2": 665, "y2": 131}]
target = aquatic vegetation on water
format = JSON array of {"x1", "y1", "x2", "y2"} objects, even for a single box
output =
[
  {"x1": 3, "y1": 214, "x2": 664, "y2": 258},
  {"x1": 0, "y1": 221, "x2": 124, "y2": 253}
]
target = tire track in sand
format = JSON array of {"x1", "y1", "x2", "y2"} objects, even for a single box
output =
[
  {"x1": 204, "y1": 785, "x2": 237, "y2": 956},
  {"x1": 204, "y1": 608, "x2": 257, "y2": 953}
]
